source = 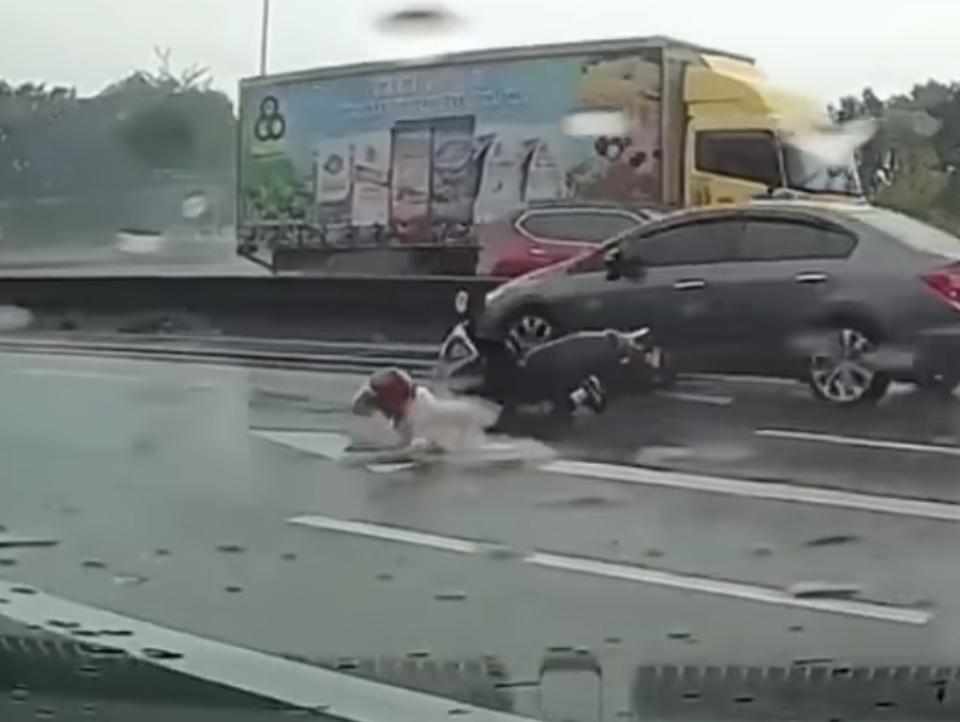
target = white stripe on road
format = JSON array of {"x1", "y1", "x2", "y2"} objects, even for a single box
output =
[
  {"x1": 287, "y1": 515, "x2": 930, "y2": 625},
  {"x1": 0, "y1": 578, "x2": 535, "y2": 722},
  {"x1": 259, "y1": 430, "x2": 960, "y2": 523},
  {"x1": 289, "y1": 515, "x2": 480, "y2": 553},
  {"x1": 17, "y1": 367, "x2": 142, "y2": 382},
  {"x1": 685, "y1": 373, "x2": 793, "y2": 387},
  {"x1": 525, "y1": 553, "x2": 928, "y2": 625},
  {"x1": 253, "y1": 430, "x2": 352, "y2": 460},
  {"x1": 544, "y1": 459, "x2": 960, "y2": 523},
  {"x1": 756, "y1": 428, "x2": 960, "y2": 458},
  {"x1": 658, "y1": 390, "x2": 733, "y2": 406}
]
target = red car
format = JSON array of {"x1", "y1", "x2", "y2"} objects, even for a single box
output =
[{"x1": 476, "y1": 203, "x2": 658, "y2": 278}]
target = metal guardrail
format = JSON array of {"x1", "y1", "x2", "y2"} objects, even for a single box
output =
[
  {"x1": 0, "y1": 333, "x2": 438, "y2": 375},
  {"x1": 0, "y1": 274, "x2": 497, "y2": 345}
]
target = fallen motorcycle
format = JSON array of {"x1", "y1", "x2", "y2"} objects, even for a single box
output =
[{"x1": 435, "y1": 295, "x2": 674, "y2": 419}]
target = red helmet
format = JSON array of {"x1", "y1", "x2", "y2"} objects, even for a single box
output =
[{"x1": 367, "y1": 368, "x2": 415, "y2": 420}]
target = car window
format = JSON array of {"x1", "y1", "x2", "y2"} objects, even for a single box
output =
[
  {"x1": 739, "y1": 219, "x2": 857, "y2": 260},
  {"x1": 625, "y1": 219, "x2": 742, "y2": 266},
  {"x1": 519, "y1": 211, "x2": 640, "y2": 243},
  {"x1": 695, "y1": 131, "x2": 783, "y2": 187}
]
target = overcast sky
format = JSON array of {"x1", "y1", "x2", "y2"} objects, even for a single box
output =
[{"x1": 1, "y1": 0, "x2": 958, "y2": 104}]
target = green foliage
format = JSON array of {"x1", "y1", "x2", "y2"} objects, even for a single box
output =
[
  {"x1": 118, "y1": 89, "x2": 234, "y2": 171},
  {"x1": 835, "y1": 82, "x2": 960, "y2": 232},
  {"x1": 114, "y1": 48, "x2": 235, "y2": 171}
]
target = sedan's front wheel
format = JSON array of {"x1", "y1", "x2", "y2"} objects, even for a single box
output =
[
  {"x1": 807, "y1": 326, "x2": 891, "y2": 405},
  {"x1": 504, "y1": 310, "x2": 558, "y2": 354}
]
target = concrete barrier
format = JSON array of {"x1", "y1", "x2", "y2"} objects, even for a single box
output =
[{"x1": 0, "y1": 275, "x2": 498, "y2": 343}]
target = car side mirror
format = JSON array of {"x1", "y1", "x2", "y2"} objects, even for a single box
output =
[
  {"x1": 605, "y1": 246, "x2": 643, "y2": 281},
  {"x1": 604, "y1": 246, "x2": 624, "y2": 280}
]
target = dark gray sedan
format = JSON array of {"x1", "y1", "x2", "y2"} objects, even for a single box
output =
[{"x1": 475, "y1": 201, "x2": 960, "y2": 404}]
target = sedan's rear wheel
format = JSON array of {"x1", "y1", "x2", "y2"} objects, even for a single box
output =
[
  {"x1": 504, "y1": 311, "x2": 557, "y2": 354},
  {"x1": 807, "y1": 326, "x2": 891, "y2": 405}
]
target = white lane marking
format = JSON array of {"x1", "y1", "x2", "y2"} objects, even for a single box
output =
[
  {"x1": 525, "y1": 553, "x2": 928, "y2": 625},
  {"x1": 0, "y1": 578, "x2": 535, "y2": 722},
  {"x1": 289, "y1": 515, "x2": 481, "y2": 553},
  {"x1": 685, "y1": 373, "x2": 793, "y2": 387},
  {"x1": 544, "y1": 459, "x2": 960, "y2": 523},
  {"x1": 658, "y1": 390, "x2": 733, "y2": 406},
  {"x1": 258, "y1": 430, "x2": 960, "y2": 523},
  {"x1": 286, "y1": 515, "x2": 930, "y2": 625},
  {"x1": 17, "y1": 367, "x2": 142, "y2": 382},
  {"x1": 757, "y1": 428, "x2": 960, "y2": 458},
  {"x1": 252, "y1": 430, "x2": 352, "y2": 461},
  {"x1": 367, "y1": 462, "x2": 418, "y2": 473}
]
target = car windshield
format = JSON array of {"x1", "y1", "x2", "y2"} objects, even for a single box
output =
[
  {"x1": 782, "y1": 141, "x2": 864, "y2": 196},
  {"x1": 4, "y1": 3, "x2": 960, "y2": 721}
]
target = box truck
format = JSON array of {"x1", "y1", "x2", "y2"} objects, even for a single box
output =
[{"x1": 237, "y1": 35, "x2": 862, "y2": 275}]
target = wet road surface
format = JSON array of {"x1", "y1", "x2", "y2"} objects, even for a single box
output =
[{"x1": 1, "y1": 351, "x2": 960, "y2": 719}]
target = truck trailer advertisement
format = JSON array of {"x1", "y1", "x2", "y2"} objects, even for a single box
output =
[{"x1": 238, "y1": 46, "x2": 665, "y2": 275}]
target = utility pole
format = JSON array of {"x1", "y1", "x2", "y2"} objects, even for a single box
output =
[{"x1": 259, "y1": 0, "x2": 271, "y2": 75}]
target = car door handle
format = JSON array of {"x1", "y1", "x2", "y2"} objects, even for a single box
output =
[
  {"x1": 673, "y1": 279, "x2": 706, "y2": 291},
  {"x1": 795, "y1": 272, "x2": 828, "y2": 284}
]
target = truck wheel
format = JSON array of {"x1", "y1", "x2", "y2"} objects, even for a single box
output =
[{"x1": 806, "y1": 325, "x2": 890, "y2": 405}]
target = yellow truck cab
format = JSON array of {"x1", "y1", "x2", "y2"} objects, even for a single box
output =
[{"x1": 681, "y1": 54, "x2": 863, "y2": 208}]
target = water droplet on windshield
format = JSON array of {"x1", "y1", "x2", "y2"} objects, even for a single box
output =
[
  {"x1": 805, "y1": 534, "x2": 861, "y2": 548},
  {"x1": 112, "y1": 573, "x2": 149, "y2": 587},
  {"x1": 434, "y1": 590, "x2": 467, "y2": 601},
  {"x1": 375, "y1": 6, "x2": 462, "y2": 36},
  {"x1": 77, "y1": 664, "x2": 101, "y2": 678},
  {"x1": 99, "y1": 629, "x2": 134, "y2": 637},
  {"x1": 368, "y1": 5, "x2": 472, "y2": 60},
  {"x1": 142, "y1": 647, "x2": 183, "y2": 661},
  {"x1": 48, "y1": 619, "x2": 80, "y2": 630},
  {"x1": 787, "y1": 581, "x2": 862, "y2": 599}
]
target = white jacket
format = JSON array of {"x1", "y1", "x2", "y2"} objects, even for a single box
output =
[{"x1": 395, "y1": 387, "x2": 500, "y2": 452}]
